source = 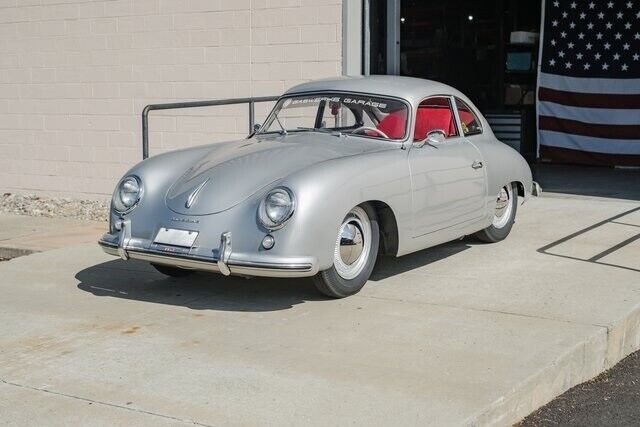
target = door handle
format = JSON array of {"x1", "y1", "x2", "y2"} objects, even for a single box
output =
[{"x1": 471, "y1": 160, "x2": 483, "y2": 169}]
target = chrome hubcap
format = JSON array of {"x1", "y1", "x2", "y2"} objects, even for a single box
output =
[
  {"x1": 339, "y1": 222, "x2": 364, "y2": 265},
  {"x1": 333, "y1": 207, "x2": 371, "y2": 280},
  {"x1": 495, "y1": 188, "x2": 509, "y2": 215},
  {"x1": 492, "y1": 185, "x2": 513, "y2": 229}
]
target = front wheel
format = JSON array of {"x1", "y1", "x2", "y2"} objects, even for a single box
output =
[
  {"x1": 313, "y1": 204, "x2": 379, "y2": 298},
  {"x1": 475, "y1": 183, "x2": 518, "y2": 243}
]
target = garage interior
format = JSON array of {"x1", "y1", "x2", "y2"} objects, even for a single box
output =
[{"x1": 366, "y1": 0, "x2": 542, "y2": 162}]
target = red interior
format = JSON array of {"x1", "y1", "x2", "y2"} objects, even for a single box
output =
[
  {"x1": 413, "y1": 107, "x2": 457, "y2": 141},
  {"x1": 372, "y1": 107, "x2": 462, "y2": 140},
  {"x1": 375, "y1": 110, "x2": 407, "y2": 139},
  {"x1": 458, "y1": 109, "x2": 475, "y2": 126}
]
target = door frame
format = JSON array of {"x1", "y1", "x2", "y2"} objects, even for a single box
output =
[
  {"x1": 385, "y1": 0, "x2": 401, "y2": 75},
  {"x1": 362, "y1": 0, "x2": 401, "y2": 75}
]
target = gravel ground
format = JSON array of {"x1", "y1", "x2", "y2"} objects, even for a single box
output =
[
  {"x1": 518, "y1": 350, "x2": 640, "y2": 426},
  {"x1": 0, "y1": 193, "x2": 109, "y2": 222}
]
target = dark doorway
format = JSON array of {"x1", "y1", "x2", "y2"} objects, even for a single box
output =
[
  {"x1": 368, "y1": 0, "x2": 542, "y2": 160},
  {"x1": 367, "y1": 0, "x2": 542, "y2": 110},
  {"x1": 368, "y1": 0, "x2": 388, "y2": 75},
  {"x1": 399, "y1": 0, "x2": 503, "y2": 110},
  {"x1": 395, "y1": 0, "x2": 541, "y2": 111}
]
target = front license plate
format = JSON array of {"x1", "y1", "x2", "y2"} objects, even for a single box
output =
[{"x1": 153, "y1": 228, "x2": 198, "y2": 247}]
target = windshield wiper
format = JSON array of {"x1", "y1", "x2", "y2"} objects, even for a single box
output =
[
  {"x1": 274, "y1": 113, "x2": 287, "y2": 135},
  {"x1": 295, "y1": 127, "x2": 343, "y2": 137}
]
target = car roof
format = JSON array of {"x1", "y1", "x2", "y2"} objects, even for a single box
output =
[{"x1": 284, "y1": 75, "x2": 470, "y2": 107}]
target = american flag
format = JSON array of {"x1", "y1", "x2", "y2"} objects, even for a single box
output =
[{"x1": 538, "y1": 0, "x2": 640, "y2": 165}]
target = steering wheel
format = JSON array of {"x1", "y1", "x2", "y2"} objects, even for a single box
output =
[{"x1": 351, "y1": 126, "x2": 390, "y2": 139}]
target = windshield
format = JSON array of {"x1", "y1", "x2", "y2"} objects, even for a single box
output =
[{"x1": 259, "y1": 92, "x2": 409, "y2": 140}]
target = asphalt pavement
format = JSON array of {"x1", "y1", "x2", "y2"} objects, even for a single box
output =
[{"x1": 519, "y1": 350, "x2": 640, "y2": 426}]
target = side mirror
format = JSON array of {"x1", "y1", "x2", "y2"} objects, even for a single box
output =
[
  {"x1": 249, "y1": 123, "x2": 261, "y2": 138},
  {"x1": 415, "y1": 129, "x2": 446, "y2": 148}
]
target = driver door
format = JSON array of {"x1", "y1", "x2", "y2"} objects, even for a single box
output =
[{"x1": 408, "y1": 96, "x2": 486, "y2": 237}]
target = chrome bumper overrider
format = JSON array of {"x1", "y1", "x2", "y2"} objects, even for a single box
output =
[
  {"x1": 98, "y1": 220, "x2": 316, "y2": 278},
  {"x1": 532, "y1": 181, "x2": 542, "y2": 197}
]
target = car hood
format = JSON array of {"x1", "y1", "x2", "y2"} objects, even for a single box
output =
[{"x1": 165, "y1": 132, "x2": 392, "y2": 215}]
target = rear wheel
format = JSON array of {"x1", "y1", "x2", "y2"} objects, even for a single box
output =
[
  {"x1": 151, "y1": 263, "x2": 195, "y2": 277},
  {"x1": 475, "y1": 182, "x2": 518, "y2": 243},
  {"x1": 313, "y1": 204, "x2": 379, "y2": 298}
]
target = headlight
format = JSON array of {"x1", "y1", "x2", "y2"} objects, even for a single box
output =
[
  {"x1": 112, "y1": 175, "x2": 142, "y2": 214},
  {"x1": 258, "y1": 187, "x2": 295, "y2": 229}
]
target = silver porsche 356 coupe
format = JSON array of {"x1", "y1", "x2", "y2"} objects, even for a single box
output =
[{"x1": 99, "y1": 76, "x2": 534, "y2": 298}]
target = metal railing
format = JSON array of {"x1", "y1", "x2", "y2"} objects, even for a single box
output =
[{"x1": 141, "y1": 96, "x2": 279, "y2": 159}]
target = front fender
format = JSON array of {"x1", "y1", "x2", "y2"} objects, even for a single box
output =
[
  {"x1": 276, "y1": 147, "x2": 411, "y2": 271},
  {"x1": 104, "y1": 142, "x2": 411, "y2": 277},
  {"x1": 108, "y1": 144, "x2": 221, "y2": 232}
]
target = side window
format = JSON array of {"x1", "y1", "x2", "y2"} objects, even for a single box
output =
[
  {"x1": 414, "y1": 97, "x2": 459, "y2": 141},
  {"x1": 455, "y1": 98, "x2": 482, "y2": 136}
]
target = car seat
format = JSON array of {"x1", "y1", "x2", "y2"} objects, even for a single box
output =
[
  {"x1": 413, "y1": 107, "x2": 457, "y2": 141},
  {"x1": 375, "y1": 109, "x2": 407, "y2": 139}
]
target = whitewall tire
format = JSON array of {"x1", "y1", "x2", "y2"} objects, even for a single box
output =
[
  {"x1": 475, "y1": 183, "x2": 518, "y2": 243},
  {"x1": 313, "y1": 204, "x2": 379, "y2": 298}
]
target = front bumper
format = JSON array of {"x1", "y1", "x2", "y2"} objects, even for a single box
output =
[{"x1": 98, "y1": 220, "x2": 318, "y2": 278}]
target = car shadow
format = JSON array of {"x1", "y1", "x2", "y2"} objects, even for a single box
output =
[
  {"x1": 76, "y1": 238, "x2": 477, "y2": 312},
  {"x1": 76, "y1": 259, "x2": 323, "y2": 312},
  {"x1": 370, "y1": 238, "x2": 475, "y2": 281}
]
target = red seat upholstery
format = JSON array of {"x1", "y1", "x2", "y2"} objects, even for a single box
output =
[
  {"x1": 414, "y1": 107, "x2": 457, "y2": 141},
  {"x1": 376, "y1": 109, "x2": 407, "y2": 139},
  {"x1": 458, "y1": 109, "x2": 475, "y2": 126}
]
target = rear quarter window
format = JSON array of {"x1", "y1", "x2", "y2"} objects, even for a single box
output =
[{"x1": 455, "y1": 97, "x2": 483, "y2": 136}]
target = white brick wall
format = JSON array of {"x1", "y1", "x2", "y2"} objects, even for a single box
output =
[{"x1": 0, "y1": 0, "x2": 342, "y2": 198}]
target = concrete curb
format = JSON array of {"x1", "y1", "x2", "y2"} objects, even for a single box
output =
[{"x1": 467, "y1": 303, "x2": 640, "y2": 426}]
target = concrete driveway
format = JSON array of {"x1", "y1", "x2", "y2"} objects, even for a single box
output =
[{"x1": 0, "y1": 194, "x2": 638, "y2": 426}]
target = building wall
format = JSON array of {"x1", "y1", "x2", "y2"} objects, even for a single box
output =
[{"x1": 0, "y1": 0, "x2": 342, "y2": 198}]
